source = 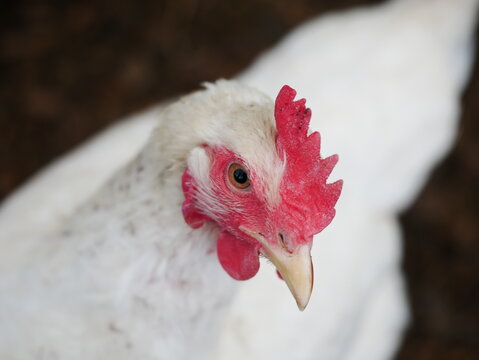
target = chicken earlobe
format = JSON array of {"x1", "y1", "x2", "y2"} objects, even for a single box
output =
[{"x1": 181, "y1": 168, "x2": 208, "y2": 229}]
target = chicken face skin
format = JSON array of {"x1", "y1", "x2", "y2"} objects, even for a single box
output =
[{"x1": 181, "y1": 85, "x2": 342, "y2": 309}]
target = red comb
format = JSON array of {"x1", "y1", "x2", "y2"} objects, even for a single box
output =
[
  {"x1": 275, "y1": 85, "x2": 312, "y2": 150},
  {"x1": 275, "y1": 85, "x2": 342, "y2": 236}
]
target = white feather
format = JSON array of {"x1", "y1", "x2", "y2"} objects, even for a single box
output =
[
  {"x1": 0, "y1": 82, "x2": 276, "y2": 359},
  {"x1": 219, "y1": 0, "x2": 478, "y2": 359},
  {"x1": 0, "y1": 0, "x2": 477, "y2": 359}
]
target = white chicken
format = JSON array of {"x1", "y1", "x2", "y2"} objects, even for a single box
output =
[
  {"x1": 1, "y1": 80, "x2": 344, "y2": 359},
  {"x1": 219, "y1": 0, "x2": 478, "y2": 359},
  {"x1": 0, "y1": 0, "x2": 477, "y2": 360}
]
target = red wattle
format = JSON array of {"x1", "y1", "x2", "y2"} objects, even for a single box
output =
[{"x1": 217, "y1": 231, "x2": 260, "y2": 280}]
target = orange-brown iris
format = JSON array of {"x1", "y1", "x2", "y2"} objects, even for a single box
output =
[{"x1": 228, "y1": 163, "x2": 250, "y2": 190}]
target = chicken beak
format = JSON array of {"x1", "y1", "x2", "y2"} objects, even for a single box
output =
[
  {"x1": 239, "y1": 227, "x2": 313, "y2": 311},
  {"x1": 268, "y1": 244, "x2": 313, "y2": 311}
]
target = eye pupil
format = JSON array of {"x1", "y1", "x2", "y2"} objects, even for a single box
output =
[
  {"x1": 233, "y1": 168, "x2": 248, "y2": 184},
  {"x1": 228, "y1": 163, "x2": 251, "y2": 190}
]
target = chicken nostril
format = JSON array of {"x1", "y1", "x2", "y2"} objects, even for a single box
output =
[{"x1": 278, "y1": 233, "x2": 293, "y2": 254}]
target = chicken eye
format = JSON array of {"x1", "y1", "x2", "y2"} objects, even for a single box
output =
[{"x1": 228, "y1": 163, "x2": 251, "y2": 190}]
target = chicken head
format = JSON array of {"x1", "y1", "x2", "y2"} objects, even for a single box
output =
[{"x1": 181, "y1": 85, "x2": 342, "y2": 310}]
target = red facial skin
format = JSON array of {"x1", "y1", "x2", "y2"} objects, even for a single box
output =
[{"x1": 182, "y1": 85, "x2": 343, "y2": 281}]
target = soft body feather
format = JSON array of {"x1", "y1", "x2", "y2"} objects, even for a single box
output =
[
  {"x1": 0, "y1": 0, "x2": 477, "y2": 359},
  {"x1": 0, "y1": 83, "x2": 278, "y2": 359},
  {"x1": 220, "y1": 0, "x2": 478, "y2": 359}
]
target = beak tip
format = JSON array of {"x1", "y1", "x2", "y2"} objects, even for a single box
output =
[
  {"x1": 297, "y1": 302, "x2": 307, "y2": 312},
  {"x1": 294, "y1": 288, "x2": 312, "y2": 311}
]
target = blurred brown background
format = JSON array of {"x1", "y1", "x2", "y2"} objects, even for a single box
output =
[{"x1": 1, "y1": 0, "x2": 478, "y2": 358}]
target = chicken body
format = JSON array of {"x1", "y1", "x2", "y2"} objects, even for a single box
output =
[
  {"x1": 219, "y1": 0, "x2": 478, "y2": 359},
  {"x1": 0, "y1": 0, "x2": 477, "y2": 359},
  {"x1": 0, "y1": 82, "x2": 280, "y2": 359}
]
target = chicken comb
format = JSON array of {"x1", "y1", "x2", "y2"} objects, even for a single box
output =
[
  {"x1": 275, "y1": 85, "x2": 312, "y2": 150},
  {"x1": 275, "y1": 85, "x2": 342, "y2": 236}
]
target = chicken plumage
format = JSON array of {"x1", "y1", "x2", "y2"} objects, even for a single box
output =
[
  {"x1": 219, "y1": 0, "x2": 478, "y2": 359},
  {"x1": 0, "y1": 0, "x2": 477, "y2": 359},
  {"x1": 0, "y1": 81, "x2": 340, "y2": 359}
]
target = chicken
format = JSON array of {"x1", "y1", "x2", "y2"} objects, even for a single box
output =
[
  {"x1": 218, "y1": 0, "x2": 478, "y2": 359},
  {"x1": 1, "y1": 0, "x2": 477, "y2": 359},
  {"x1": 0, "y1": 82, "x2": 341, "y2": 359}
]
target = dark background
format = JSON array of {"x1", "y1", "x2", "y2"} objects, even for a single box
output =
[{"x1": 1, "y1": 0, "x2": 478, "y2": 358}]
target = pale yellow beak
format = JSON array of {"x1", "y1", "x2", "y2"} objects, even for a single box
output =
[{"x1": 239, "y1": 227, "x2": 313, "y2": 311}]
